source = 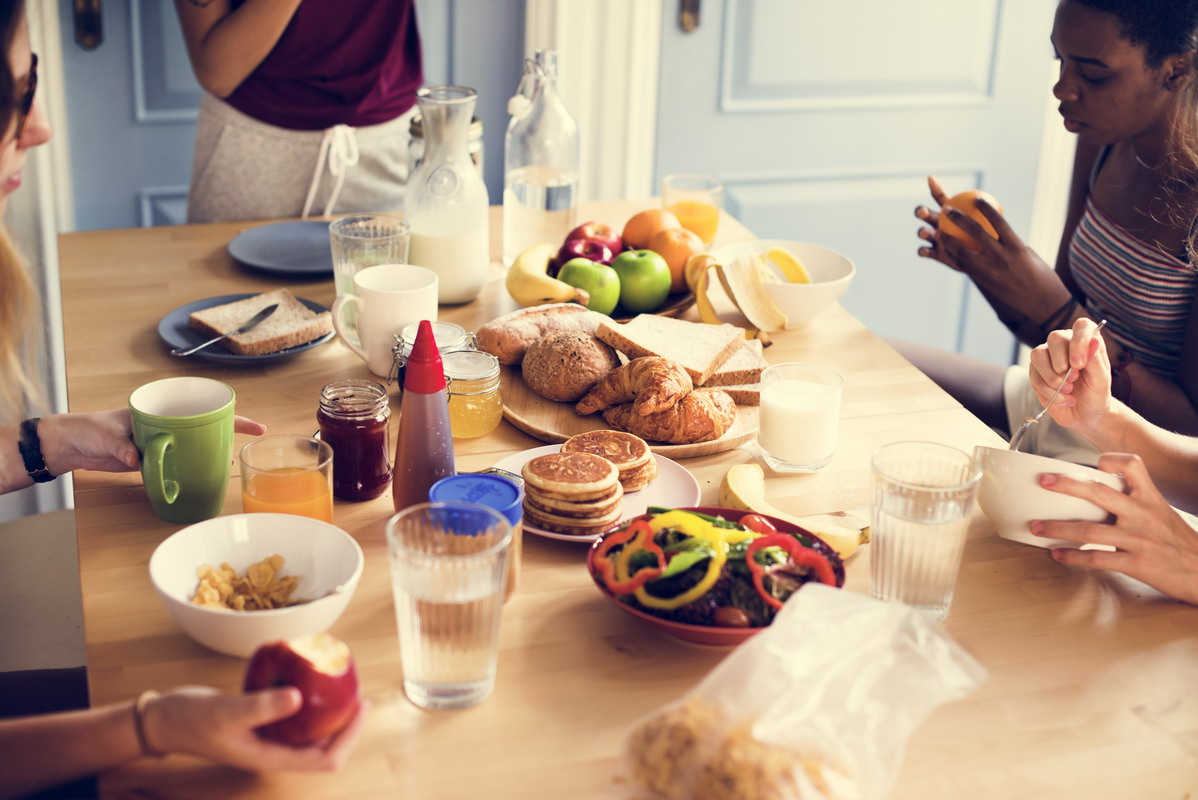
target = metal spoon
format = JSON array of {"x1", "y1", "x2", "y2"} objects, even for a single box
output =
[
  {"x1": 1009, "y1": 318, "x2": 1107, "y2": 452},
  {"x1": 171, "y1": 303, "x2": 279, "y2": 357}
]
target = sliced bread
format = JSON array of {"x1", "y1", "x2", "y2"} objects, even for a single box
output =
[
  {"x1": 188, "y1": 289, "x2": 333, "y2": 356},
  {"x1": 701, "y1": 339, "x2": 767, "y2": 387},
  {"x1": 595, "y1": 315, "x2": 744, "y2": 386},
  {"x1": 717, "y1": 384, "x2": 761, "y2": 406}
]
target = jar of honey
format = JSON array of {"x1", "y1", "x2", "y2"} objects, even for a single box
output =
[
  {"x1": 429, "y1": 473, "x2": 522, "y2": 600},
  {"x1": 317, "y1": 380, "x2": 392, "y2": 501},
  {"x1": 443, "y1": 350, "x2": 502, "y2": 439}
]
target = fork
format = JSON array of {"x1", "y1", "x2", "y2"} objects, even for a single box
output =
[{"x1": 1008, "y1": 318, "x2": 1107, "y2": 452}]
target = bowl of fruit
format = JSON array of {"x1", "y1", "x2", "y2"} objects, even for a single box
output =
[
  {"x1": 586, "y1": 506, "x2": 845, "y2": 646},
  {"x1": 506, "y1": 211, "x2": 702, "y2": 321},
  {"x1": 707, "y1": 240, "x2": 855, "y2": 330}
]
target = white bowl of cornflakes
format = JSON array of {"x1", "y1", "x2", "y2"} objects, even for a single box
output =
[{"x1": 148, "y1": 513, "x2": 364, "y2": 658}]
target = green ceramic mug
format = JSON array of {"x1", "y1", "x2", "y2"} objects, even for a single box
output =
[{"x1": 129, "y1": 377, "x2": 236, "y2": 524}]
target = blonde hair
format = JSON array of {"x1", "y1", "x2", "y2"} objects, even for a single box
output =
[{"x1": 0, "y1": 226, "x2": 41, "y2": 421}]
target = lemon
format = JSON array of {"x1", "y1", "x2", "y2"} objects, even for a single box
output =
[{"x1": 765, "y1": 247, "x2": 811, "y2": 284}]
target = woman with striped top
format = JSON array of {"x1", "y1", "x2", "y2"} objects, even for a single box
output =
[{"x1": 902, "y1": 0, "x2": 1198, "y2": 463}]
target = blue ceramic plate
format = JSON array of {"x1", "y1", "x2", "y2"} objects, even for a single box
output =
[
  {"x1": 227, "y1": 220, "x2": 333, "y2": 276},
  {"x1": 157, "y1": 294, "x2": 335, "y2": 364}
]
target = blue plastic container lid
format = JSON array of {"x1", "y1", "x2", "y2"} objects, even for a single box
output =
[{"x1": 429, "y1": 473, "x2": 522, "y2": 527}]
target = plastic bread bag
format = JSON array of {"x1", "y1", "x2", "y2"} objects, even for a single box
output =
[{"x1": 617, "y1": 584, "x2": 987, "y2": 800}]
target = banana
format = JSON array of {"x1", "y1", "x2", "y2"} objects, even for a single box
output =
[
  {"x1": 717, "y1": 463, "x2": 869, "y2": 559},
  {"x1": 715, "y1": 257, "x2": 789, "y2": 333},
  {"x1": 764, "y1": 247, "x2": 811, "y2": 284},
  {"x1": 505, "y1": 242, "x2": 590, "y2": 307},
  {"x1": 685, "y1": 253, "x2": 725, "y2": 326}
]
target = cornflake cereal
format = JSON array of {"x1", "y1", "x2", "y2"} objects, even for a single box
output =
[{"x1": 191, "y1": 554, "x2": 301, "y2": 611}]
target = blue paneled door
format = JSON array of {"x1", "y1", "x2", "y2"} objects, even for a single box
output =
[
  {"x1": 654, "y1": 0, "x2": 1056, "y2": 366},
  {"x1": 58, "y1": 0, "x2": 523, "y2": 232}
]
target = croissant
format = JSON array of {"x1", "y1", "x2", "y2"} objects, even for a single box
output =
[
  {"x1": 575, "y1": 356, "x2": 693, "y2": 417},
  {"x1": 601, "y1": 389, "x2": 737, "y2": 444}
]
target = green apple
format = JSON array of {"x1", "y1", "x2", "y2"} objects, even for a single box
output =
[
  {"x1": 558, "y1": 258, "x2": 622, "y2": 316},
  {"x1": 611, "y1": 249, "x2": 671, "y2": 313}
]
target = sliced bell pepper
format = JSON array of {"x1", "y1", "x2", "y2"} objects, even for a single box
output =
[
  {"x1": 594, "y1": 519, "x2": 665, "y2": 595},
  {"x1": 745, "y1": 533, "x2": 838, "y2": 610},
  {"x1": 634, "y1": 550, "x2": 726, "y2": 610}
]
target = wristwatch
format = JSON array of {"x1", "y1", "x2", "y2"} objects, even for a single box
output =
[{"x1": 18, "y1": 417, "x2": 56, "y2": 483}]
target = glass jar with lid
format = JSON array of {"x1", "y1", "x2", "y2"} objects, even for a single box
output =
[
  {"x1": 317, "y1": 380, "x2": 392, "y2": 501},
  {"x1": 388, "y1": 321, "x2": 473, "y2": 387},
  {"x1": 443, "y1": 349, "x2": 502, "y2": 439}
]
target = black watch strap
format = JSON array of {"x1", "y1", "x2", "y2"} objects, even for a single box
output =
[{"x1": 18, "y1": 417, "x2": 56, "y2": 483}]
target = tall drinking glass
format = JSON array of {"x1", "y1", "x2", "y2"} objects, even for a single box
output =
[
  {"x1": 386, "y1": 502, "x2": 512, "y2": 710},
  {"x1": 239, "y1": 434, "x2": 334, "y2": 523},
  {"x1": 329, "y1": 213, "x2": 410, "y2": 340},
  {"x1": 869, "y1": 442, "x2": 981, "y2": 622}
]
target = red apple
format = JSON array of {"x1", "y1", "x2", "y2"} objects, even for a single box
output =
[
  {"x1": 565, "y1": 221, "x2": 622, "y2": 256},
  {"x1": 558, "y1": 237, "x2": 615, "y2": 266},
  {"x1": 243, "y1": 633, "x2": 360, "y2": 747}
]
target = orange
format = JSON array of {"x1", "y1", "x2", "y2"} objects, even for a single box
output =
[
  {"x1": 937, "y1": 190, "x2": 1002, "y2": 252},
  {"x1": 622, "y1": 208, "x2": 682, "y2": 250},
  {"x1": 648, "y1": 227, "x2": 705, "y2": 293}
]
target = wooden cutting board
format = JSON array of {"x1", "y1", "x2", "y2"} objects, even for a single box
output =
[{"x1": 500, "y1": 366, "x2": 759, "y2": 459}]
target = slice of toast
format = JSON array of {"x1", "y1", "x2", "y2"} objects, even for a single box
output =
[
  {"x1": 701, "y1": 339, "x2": 767, "y2": 387},
  {"x1": 188, "y1": 289, "x2": 332, "y2": 356},
  {"x1": 716, "y1": 384, "x2": 761, "y2": 406},
  {"x1": 595, "y1": 315, "x2": 744, "y2": 386}
]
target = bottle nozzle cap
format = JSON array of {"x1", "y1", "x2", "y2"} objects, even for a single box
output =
[{"x1": 403, "y1": 319, "x2": 447, "y2": 394}]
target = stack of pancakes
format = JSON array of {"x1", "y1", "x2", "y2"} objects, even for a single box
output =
[
  {"x1": 562, "y1": 430, "x2": 657, "y2": 492},
  {"x1": 522, "y1": 452, "x2": 624, "y2": 537}
]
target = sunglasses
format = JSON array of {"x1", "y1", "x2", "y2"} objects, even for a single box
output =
[{"x1": 10, "y1": 52, "x2": 36, "y2": 141}]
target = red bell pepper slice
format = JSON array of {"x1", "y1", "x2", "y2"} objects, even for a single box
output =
[
  {"x1": 594, "y1": 519, "x2": 666, "y2": 595},
  {"x1": 739, "y1": 514, "x2": 779, "y2": 535},
  {"x1": 745, "y1": 533, "x2": 838, "y2": 610}
]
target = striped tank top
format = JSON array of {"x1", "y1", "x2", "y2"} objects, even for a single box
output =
[{"x1": 1069, "y1": 154, "x2": 1197, "y2": 378}]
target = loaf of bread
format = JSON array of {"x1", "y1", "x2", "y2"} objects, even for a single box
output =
[
  {"x1": 596, "y1": 315, "x2": 744, "y2": 386},
  {"x1": 187, "y1": 289, "x2": 332, "y2": 356},
  {"x1": 476, "y1": 303, "x2": 608, "y2": 365}
]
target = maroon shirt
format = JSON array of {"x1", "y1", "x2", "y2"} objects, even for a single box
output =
[{"x1": 226, "y1": 0, "x2": 423, "y2": 131}]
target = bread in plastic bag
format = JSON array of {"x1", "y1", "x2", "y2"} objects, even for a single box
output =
[{"x1": 618, "y1": 584, "x2": 987, "y2": 800}]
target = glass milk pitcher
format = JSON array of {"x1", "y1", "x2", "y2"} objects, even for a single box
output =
[{"x1": 405, "y1": 86, "x2": 491, "y2": 305}]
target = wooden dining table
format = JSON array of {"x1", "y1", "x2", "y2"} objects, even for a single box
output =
[{"x1": 58, "y1": 201, "x2": 1198, "y2": 799}]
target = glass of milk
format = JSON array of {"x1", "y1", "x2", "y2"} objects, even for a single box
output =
[{"x1": 758, "y1": 363, "x2": 843, "y2": 472}]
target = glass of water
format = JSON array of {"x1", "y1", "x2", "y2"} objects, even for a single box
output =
[
  {"x1": 869, "y1": 442, "x2": 981, "y2": 622},
  {"x1": 329, "y1": 213, "x2": 410, "y2": 340},
  {"x1": 386, "y1": 502, "x2": 512, "y2": 710}
]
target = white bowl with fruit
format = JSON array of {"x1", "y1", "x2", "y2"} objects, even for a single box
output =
[
  {"x1": 708, "y1": 240, "x2": 855, "y2": 330},
  {"x1": 149, "y1": 513, "x2": 364, "y2": 658}
]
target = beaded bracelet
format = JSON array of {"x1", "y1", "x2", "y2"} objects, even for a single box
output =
[
  {"x1": 1038, "y1": 297, "x2": 1079, "y2": 341},
  {"x1": 133, "y1": 689, "x2": 166, "y2": 758}
]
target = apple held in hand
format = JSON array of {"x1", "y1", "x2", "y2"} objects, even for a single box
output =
[
  {"x1": 243, "y1": 632, "x2": 360, "y2": 747},
  {"x1": 565, "y1": 221, "x2": 623, "y2": 256},
  {"x1": 558, "y1": 257, "x2": 622, "y2": 316},
  {"x1": 558, "y1": 237, "x2": 615, "y2": 267},
  {"x1": 612, "y1": 249, "x2": 671, "y2": 313}
]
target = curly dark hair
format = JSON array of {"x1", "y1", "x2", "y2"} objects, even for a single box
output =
[{"x1": 1074, "y1": 0, "x2": 1198, "y2": 66}]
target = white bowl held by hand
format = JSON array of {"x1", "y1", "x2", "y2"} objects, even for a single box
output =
[
  {"x1": 709, "y1": 239, "x2": 855, "y2": 329},
  {"x1": 974, "y1": 446, "x2": 1125, "y2": 549},
  {"x1": 149, "y1": 513, "x2": 363, "y2": 658}
]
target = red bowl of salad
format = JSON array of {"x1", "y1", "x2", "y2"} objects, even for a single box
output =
[{"x1": 586, "y1": 506, "x2": 845, "y2": 647}]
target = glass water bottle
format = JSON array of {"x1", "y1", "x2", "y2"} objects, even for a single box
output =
[
  {"x1": 405, "y1": 85, "x2": 491, "y2": 305},
  {"x1": 502, "y1": 50, "x2": 580, "y2": 266}
]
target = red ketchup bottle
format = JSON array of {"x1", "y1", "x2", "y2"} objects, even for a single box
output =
[{"x1": 392, "y1": 319, "x2": 456, "y2": 511}]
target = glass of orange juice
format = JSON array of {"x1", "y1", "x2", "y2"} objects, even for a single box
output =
[
  {"x1": 662, "y1": 173, "x2": 724, "y2": 246},
  {"x1": 239, "y1": 435, "x2": 334, "y2": 522}
]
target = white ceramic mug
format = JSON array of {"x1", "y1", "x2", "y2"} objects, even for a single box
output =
[{"x1": 332, "y1": 264, "x2": 438, "y2": 377}]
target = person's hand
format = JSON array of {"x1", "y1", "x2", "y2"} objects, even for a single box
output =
[
  {"x1": 914, "y1": 175, "x2": 1064, "y2": 317},
  {"x1": 1028, "y1": 317, "x2": 1113, "y2": 436},
  {"x1": 144, "y1": 686, "x2": 366, "y2": 772},
  {"x1": 39, "y1": 411, "x2": 266, "y2": 477},
  {"x1": 1030, "y1": 453, "x2": 1198, "y2": 605}
]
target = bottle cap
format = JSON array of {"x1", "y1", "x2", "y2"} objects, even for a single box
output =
[
  {"x1": 429, "y1": 474, "x2": 522, "y2": 527},
  {"x1": 403, "y1": 319, "x2": 447, "y2": 394}
]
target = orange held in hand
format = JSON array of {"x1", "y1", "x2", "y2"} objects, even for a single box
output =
[
  {"x1": 648, "y1": 227, "x2": 705, "y2": 294},
  {"x1": 622, "y1": 208, "x2": 681, "y2": 250},
  {"x1": 937, "y1": 189, "x2": 1002, "y2": 252}
]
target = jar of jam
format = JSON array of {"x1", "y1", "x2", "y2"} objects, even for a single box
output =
[
  {"x1": 429, "y1": 473, "x2": 522, "y2": 600},
  {"x1": 443, "y1": 350, "x2": 502, "y2": 439},
  {"x1": 318, "y1": 380, "x2": 392, "y2": 501}
]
